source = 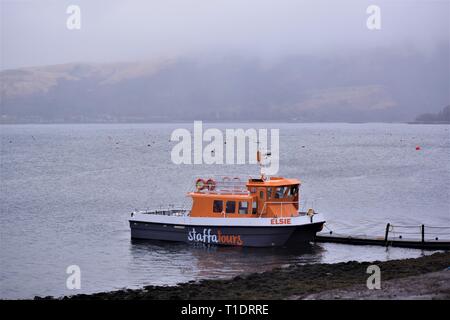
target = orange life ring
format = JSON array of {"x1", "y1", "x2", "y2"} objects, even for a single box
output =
[
  {"x1": 206, "y1": 178, "x2": 216, "y2": 191},
  {"x1": 195, "y1": 178, "x2": 206, "y2": 191}
]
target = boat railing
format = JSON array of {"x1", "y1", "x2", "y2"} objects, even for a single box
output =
[
  {"x1": 193, "y1": 175, "x2": 253, "y2": 195},
  {"x1": 135, "y1": 207, "x2": 190, "y2": 217}
]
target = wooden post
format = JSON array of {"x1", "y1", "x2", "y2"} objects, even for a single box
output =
[
  {"x1": 384, "y1": 223, "x2": 390, "y2": 246},
  {"x1": 421, "y1": 224, "x2": 425, "y2": 244}
]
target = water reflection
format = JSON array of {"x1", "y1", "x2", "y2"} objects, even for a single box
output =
[{"x1": 128, "y1": 239, "x2": 325, "y2": 285}]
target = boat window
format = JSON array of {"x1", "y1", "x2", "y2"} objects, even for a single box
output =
[
  {"x1": 259, "y1": 191, "x2": 264, "y2": 199},
  {"x1": 291, "y1": 185, "x2": 299, "y2": 197},
  {"x1": 275, "y1": 187, "x2": 285, "y2": 199},
  {"x1": 252, "y1": 200, "x2": 257, "y2": 214},
  {"x1": 213, "y1": 200, "x2": 223, "y2": 213},
  {"x1": 284, "y1": 187, "x2": 290, "y2": 197},
  {"x1": 286, "y1": 187, "x2": 292, "y2": 197},
  {"x1": 226, "y1": 201, "x2": 236, "y2": 214},
  {"x1": 238, "y1": 201, "x2": 249, "y2": 214},
  {"x1": 250, "y1": 187, "x2": 256, "y2": 193},
  {"x1": 267, "y1": 187, "x2": 272, "y2": 199}
]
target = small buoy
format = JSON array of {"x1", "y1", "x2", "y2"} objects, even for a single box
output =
[
  {"x1": 399, "y1": 235, "x2": 402, "y2": 239},
  {"x1": 415, "y1": 146, "x2": 421, "y2": 150}
]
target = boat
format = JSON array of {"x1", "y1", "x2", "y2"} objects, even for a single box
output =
[{"x1": 129, "y1": 151, "x2": 326, "y2": 247}]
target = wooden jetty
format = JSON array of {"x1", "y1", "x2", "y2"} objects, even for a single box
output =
[{"x1": 315, "y1": 223, "x2": 450, "y2": 250}]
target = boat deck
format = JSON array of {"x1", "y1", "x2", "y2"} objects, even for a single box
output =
[{"x1": 133, "y1": 208, "x2": 313, "y2": 217}]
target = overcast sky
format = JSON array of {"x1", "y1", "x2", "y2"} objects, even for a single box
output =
[{"x1": 1, "y1": 0, "x2": 449, "y2": 70}]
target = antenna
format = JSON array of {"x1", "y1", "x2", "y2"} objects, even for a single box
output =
[
  {"x1": 256, "y1": 138, "x2": 271, "y2": 180},
  {"x1": 256, "y1": 138, "x2": 263, "y2": 180}
]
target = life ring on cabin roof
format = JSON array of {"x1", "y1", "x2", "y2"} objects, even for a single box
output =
[
  {"x1": 206, "y1": 178, "x2": 216, "y2": 191},
  {"x1": 195, "y1": 178, "x2": 206, "y2": 191}
]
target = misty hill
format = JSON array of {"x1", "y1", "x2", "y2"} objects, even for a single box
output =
[
  {"x1": 1, "y1": 48, "x2": 449, "y2": 123},
  {"x1": 415, "y1": 105, "x2": 450, "y2": 123}
]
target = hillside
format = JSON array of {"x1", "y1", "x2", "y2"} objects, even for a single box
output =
[{"x1": 1, "y1": 48, "x2": 449, "y2": 123}]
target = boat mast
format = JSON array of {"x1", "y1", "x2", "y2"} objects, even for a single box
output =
[{"x1": 256, "y1": 138, "x2": 266, "y2": 180}]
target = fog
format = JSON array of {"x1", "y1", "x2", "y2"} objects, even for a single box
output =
[
  {"x1": 1, "y1": 0, "x2": 449, "y2": 70},
  {"x1": 1, "y1": 0, "x2": 448, "y2": 122}
]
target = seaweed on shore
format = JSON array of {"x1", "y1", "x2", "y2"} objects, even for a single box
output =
[{"x1": 36, "y1": 251, "x2": 450, "y2": 300}]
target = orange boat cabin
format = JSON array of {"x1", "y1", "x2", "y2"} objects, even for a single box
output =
[{"x1": 189, "y1": 177, "x2": 300, "y2": 219}]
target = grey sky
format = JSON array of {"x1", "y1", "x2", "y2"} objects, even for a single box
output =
[{"x1": 1, "y1": 0, "x2": 449, "y2": 70}]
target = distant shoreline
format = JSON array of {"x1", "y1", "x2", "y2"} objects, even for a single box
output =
[
  {"x1": 35, "y1": 251, "x2": 450, "y2": 300},
  {"x1": 407, "y1": 121, "x2": 450, "y2": 125},
  {"x1": 2, "y1": 121, "x2": 450, "y2": 126}
]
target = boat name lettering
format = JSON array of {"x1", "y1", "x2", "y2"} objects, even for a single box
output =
[{"x1": 270, "y1": 218, "x2": 291, "y2": 225}]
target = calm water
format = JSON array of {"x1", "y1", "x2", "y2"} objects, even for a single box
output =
[{"x1": 1, "y1": 123, "x2": 449, "y2": 299}]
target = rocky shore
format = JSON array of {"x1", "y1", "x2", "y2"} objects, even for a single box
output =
[{"x1": 37, "y1": 251, "x2": 449, "y2": 300}]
